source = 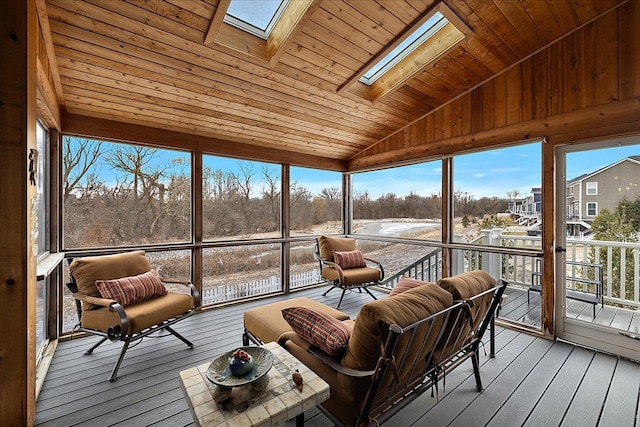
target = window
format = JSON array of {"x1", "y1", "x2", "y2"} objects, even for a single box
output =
[
  {"x1": 569, "y1": 186, "x2": 574, "y2": 195},
  {"x1": 352, "y1": 161, "x2": 442, "y2": 280},
  {"x1": 203, "y1": 156, "x2": 280, "y2": 240},
  {"x1": 35, "y1": 121, "x2": 49, "y2": 357},
  {"x1": 587, "y1": 202, "x2": 598, "y2": 216},
  {"x1": 586, "y1": 182, "x2": 598, "y2": 195},
  {"x1": 224, "y1": 0, "x2": 289, "y2": 39},
  {"x1": 341, "y1": 3, "x2": 470, "y2": 101},
  {"x1": 359, "y1": 12, "x2": 448, "y2": 85},
  {"x1": 290, "y1": 167, "x2": 342, "y2": 237},
  {"x1": 62, "y1": 137, "x2": 191, "y2": 249}
]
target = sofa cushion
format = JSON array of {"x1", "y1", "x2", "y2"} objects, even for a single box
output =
[
  {"x1": 282, "y1": 307, "x2": 353, "y2": 356},
  {"x1": 318, "y1": 236, "x2": 357, "y2": 261},
  {"x1": 96, "y1": 270, "x2": 167, "y2": 307},
  {"x1": 438, "y1": 270, "x2": 496, "y2": 300},
  {"x1": 70, "y1": 250, "x2": 153, "y2": 309},
  {"x1": 333, "y1": 249, "x2": 366, "y2": 269},
  {"x1": 340, "y1": 283, "x2": 453, "y2": 401},
  {"x1": 389, "y1": 276, "x2": 432, "y2": 297}
]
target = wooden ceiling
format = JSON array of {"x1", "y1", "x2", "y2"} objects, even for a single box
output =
[{"x1": 41, "y1": 0, "x2": 625, "y2": 165}]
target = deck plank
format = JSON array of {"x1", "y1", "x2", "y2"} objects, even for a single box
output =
[{"x1": 36, "y1": 285, "x2": 640, "y2": 427}]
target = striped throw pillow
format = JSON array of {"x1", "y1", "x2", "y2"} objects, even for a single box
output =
[
  {"x1": 96, "y1": 270, "x2": 167, "y2": 306},
  {"x1": 282, "y1": 307, "x2": 352, "y2": 356},
  {"x1": 333, "y1": 249, "x2": 366, "y2": 269}
]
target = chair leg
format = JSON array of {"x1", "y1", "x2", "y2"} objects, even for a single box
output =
[
  {"x1": 84, "y1": 337, "x2": 108, "y2": 355},
  {"x1": 165, "y1": 325, "x2": 194, "y2": 348},
  {"x1": 243, "y1": 330, "x2": 250, "y2": 346},
  {"x1": 323, "y1": 285, "x2": 336, "y2": 296},
  {"x1": 336, "y1": 289, "x2": 347, "y2": 309},
  {"x1": 109, "y1": 339, "x2": 131, "y2": 381},
  {"x1": 363, "y1": 287, "x2": 378, "y2": 301},
  {"x1": 471, "y1": 351, "x2": 483, "y2": 392}
]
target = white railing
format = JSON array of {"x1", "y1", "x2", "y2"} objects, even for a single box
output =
[
  {"x1": 201, "y1": 270, "x2": 320, "y2": 305},
  {"x1": 457, "y1": 229, "x2": 640, "y2": 309}
]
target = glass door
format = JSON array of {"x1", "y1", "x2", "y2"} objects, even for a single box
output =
[{"x1": 556, "y1": 136, "x2": 640, "y2": 361}]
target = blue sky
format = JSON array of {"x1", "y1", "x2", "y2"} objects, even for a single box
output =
[{"x1": 67, "y1": 137, "x2": 640, "y2": 201}]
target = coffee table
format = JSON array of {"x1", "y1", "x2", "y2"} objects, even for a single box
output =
[{"x1": 179, "y1": 341, "x2": 330, "y2": 426}]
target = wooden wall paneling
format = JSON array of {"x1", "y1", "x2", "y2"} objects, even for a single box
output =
[
  {"x1": 433, "y1": 107, "x2": 444, "y2": 141},
  {"x1": 460, "y1": 93, "x2": 472, "y2": 135},
  {"x1": 596, "y1": 9, "x2": 620, "y2": 104},
  {"x1": 530, "y1": 51, "x2": 548, "y2": 119},
  {"x1": 493, "y1": 72, "x2": 508, "y2": 128},
  {"x1": 520, "y1": 59, "x2": 533, "y2": 123},
  {"x1": 482, "y1": 78, "x2": 495, "y2": 131},
  {"x1": 442, "y1": 101, "x2": 454, "y2": 139},
  {"x1": 548, "y1": 40, "x2": 564, "y2": 116},
  {"x1": 470, "y1": 87, "x2": 484, "y2": 134},
  {"x1": 619, "y1": 0, "x2": 640, "y2": 99},
  {"x1": 563, "y1": 32, "x2": 581, "y2": 113},
  {"x1": 579, "y1": 21, "x2": 599, "y2": 109},
  {"x1": 570, "y1": 0, "x2": 600, "y2": 25},
  {"x1": 0, "y1": 1, "x2": 37, "y2": 424},
  {"x1": 425, "y1": 113, "x2": 435, "y2": 144},
  {"x1": 377, "y1": 0, "x2": 424, "y2": 25},
  {"x1": 505, "y1": 64, "x2": 522, "y2": 125}
]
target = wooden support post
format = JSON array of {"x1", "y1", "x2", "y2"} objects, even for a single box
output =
[
  {"x1": 0, "y1": 0, "x2": 38, "y2": 425},
  {"x1": 541, "y1": 138, "x2": 555, "y2": 336}
]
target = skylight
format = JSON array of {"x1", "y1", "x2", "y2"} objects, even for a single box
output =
[
  {"x1": 224, "y1": 0, "x2": 289, "y2": 40},
  {"x1": 360, "y1": 12, "x2": 448, "y2": 85}
]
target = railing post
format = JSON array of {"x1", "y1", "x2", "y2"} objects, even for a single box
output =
[
  {"x1": 453, "y1": 234, "x2": 464, "y2": 275},
  {"x1": 485, "y1": 229, "x2": 503, "y2": 279}
]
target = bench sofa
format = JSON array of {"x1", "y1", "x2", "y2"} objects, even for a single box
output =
[{"x1": 243, "y1": 270, "x2": 507, "y2": 427}]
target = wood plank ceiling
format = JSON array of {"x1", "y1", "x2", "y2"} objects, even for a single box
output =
[{"x1": 43, "y1": 0, "x2": 624, "y2": 165}]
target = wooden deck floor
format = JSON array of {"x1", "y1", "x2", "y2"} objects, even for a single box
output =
[
  {"x1": 36, "y1": 286, "x2": 640, "y2": 427},
  {"x1": 500, "y1": 285, "x2": 640, "y2": 334}
]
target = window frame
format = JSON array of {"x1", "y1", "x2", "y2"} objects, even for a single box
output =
[
  {"x1": 586, "y1": 201, "x2": 598, "y2": 216},
  {"x1": 586, "y1": 182, "x2": 598, "y2": 195}
]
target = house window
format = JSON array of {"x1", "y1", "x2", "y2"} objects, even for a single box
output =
[
  {"x1": 569, "y1": 186, "x2": 574, "y2": 195},
  {"x1": 587, "y1": 202, "x2": 598, "y2": 216},
  {"x1": 586, "y1": 182, "x2": 598, "y2": 195}
]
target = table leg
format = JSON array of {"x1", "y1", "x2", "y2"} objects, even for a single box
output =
[{"x1": 296, "y1": 412, "x2": 304, "y2": 427}]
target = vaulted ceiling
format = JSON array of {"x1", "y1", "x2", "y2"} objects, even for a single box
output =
[{"x1": 41, "y1": 0, "x2": 625, "y2": 164}]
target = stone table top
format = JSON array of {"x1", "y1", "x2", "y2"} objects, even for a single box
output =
[{"x1": 179, "y1": 341, "x2": 330, "y2": 427}]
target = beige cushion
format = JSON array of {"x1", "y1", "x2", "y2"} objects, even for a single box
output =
[
  {"x1": 321, "y1": 266, "x2": 381, "y2": 286},
  {"x1": 339, "y1": 283, "x2": 453, "y2": 402},
  {"x1": 389, "y1": 276, "x2": 432, "y2": 297},
  {"x1": 70, "y1": 251, "x2": 152, "y2": 309},
  {"x1": 81, "y1": 292, "x2": 193, "y2": 334},
  {"x1": 318, "y1": 236, "x2": 356, "y2": 261},
  {"x1": 243, "y1": 297, "x2": 350, "y2": 344}
]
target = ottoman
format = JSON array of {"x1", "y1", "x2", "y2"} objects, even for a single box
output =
[{"x1": 243, "y1": 296, "x2": 350, "y2": 345}]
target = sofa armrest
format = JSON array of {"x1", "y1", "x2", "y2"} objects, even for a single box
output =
[{"x1": 308, "y1": 347, "x2": 375, "y2": 378}]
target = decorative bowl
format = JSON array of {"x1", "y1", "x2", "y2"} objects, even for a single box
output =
[{"x1": 206, "y1": 346, "x2": 274, "y2": 387}]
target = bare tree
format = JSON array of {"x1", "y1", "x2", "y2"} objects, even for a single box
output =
[{"x1": 63, "y1": 137, "x2": 104, "y2": 202}]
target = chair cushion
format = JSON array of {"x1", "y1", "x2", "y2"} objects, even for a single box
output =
[
  {"x1": 70, "y1": 250, "x2": 152, "y2": 309},
  {"x1": 333, "y1": 250, "x2": 366, "y2": 269},
  {"x1": 282, "y1": 306, "x2": 353, "y2": 356},
  {"x1": 243, "y1": 297, "x2": 350, "y2": 344},
  {"x1": 81, "y1": 292, "x2": 193, "y2": 334},
  {"x1": 318, "y1": 236, "x2": 356, "y2": 261},
  {"x1": 438, "y1": 270, "x2": 496, "y2": 300},
  {"x1": 96, "y1": 270, "x2": 167, "y2": 307},
  {"x1": 389, "y1": 276, "x2": 432, "y2": 297},
  {"x1": 322, "y1": 266, "x2": 381, "y2": 286}
]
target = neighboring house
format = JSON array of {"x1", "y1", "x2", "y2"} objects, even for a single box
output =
[
  {"x1": 508, "y1": 188, "x2": 542, "y2": 234},
  {"x1": 566, "y1": 156, "x2": 640, "y2": 236}
]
